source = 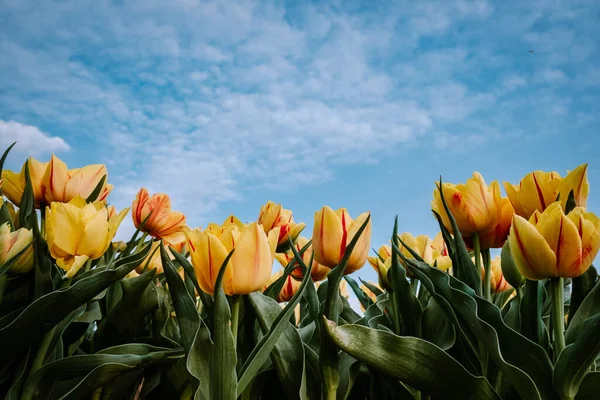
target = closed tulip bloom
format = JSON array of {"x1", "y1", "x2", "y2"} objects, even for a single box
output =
[
  {"x1": 431, "y1": 232, "x2": 453, "y2": 271},
  {"x1": 43, "y1": 155, "x2": 113, "y2": 204},
  {"x1": 367, "y1": 245, "x2": 392, "y2": 289},
  {"x1": 508, "y1": 203, "x2": 600, "y2": 280},
  {"x1": 482, "y1": 256, "x2": 511, "y2": 293},
  {"x1": 312, "y1": 206, "x2": 372, "y2": 274},
  {"x1": 132, "y1": 188, "x2": 186, "y2": 242},
  {"x1": 359, "y1": 282, "x2": 380, "y2": 312},
  {"x1": 339, "y1": 279, "x2": 350, "y2": 299},
  {"x1": 135, "y1": 239, "x2": 186, "y2": 274},
  {"x1": 274, "y1": 236, "x2": 330, "y2": 281},
  {"x1": 0, "y1": 222, "x2": 34, "y2": 274},
  {"x1": 504, "y1": 164, "x2": 588, "y2": 219},
  {"x1": 205, "y1": 215, "x2": 243, "y2": 236},
  {"x1": 464, "y1": 182, "x2": 515, "y2": 249},
  {"x1": 185, "y1": 222, "x2": 280, "y2": 295},
  {"x1": 432, "y1": 172, "x2": 499, "y2": 237},
  {"x1": 258, "y1": 201, "x2": 306, "y2": 248},
  {"x1": 268, "y1": 271, "x2": 301, "y2": 303},
  {"x1": 398, "y1": 232, "x2": 435, "y2": 266},
  {"x1": 2, "y1": 157, "x2": 49, "y2": 208},
  {"x1": 112, "y1": 241, "x2": 127, "y2": 252},
  {"x1": 46, "y1": 196, "x2": 129, "y2": 277}
]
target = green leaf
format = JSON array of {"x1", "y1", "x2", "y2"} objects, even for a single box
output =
[
  {"x1": 0, "y1": 243, "x2": 152, "y2": 363},
  {"x1": 421, "y1": 296, "x2": 455, "y2": 351},
  {"x1": 247, "y1": 292, "x2": 307, "y2": 400},
  {"x1": 237, "y1": 263, "x2": 313, "y2": 395},
  {"x1": 85, "y1": 175, "x2": 107, "y2": 203},
  {"x1": 187, "y1": 319, "x2": 213, "y2": 400},
  {"x1": 171, "y1": 249, "x2": 214, "y2": 325},
  {"x1": 554, "y1": 314, "x2": 600, "y2": 399},
  {"x1": 0, "y1": 142, "x2": 16, "y2": 191},
  {"x1": 569, "y1": 267, "x2": 598, "y2": 326},
  {"x1": 210, "y1": 249, "x2": 237, "y2": 400},
  {"x1": 264, "y1": 239, "x2": 311, "y2": 300},
  {"x1": 344, "y1": 276, "x2": 374, "y2": 312},
  {"x1": 407, "y1": 259, "x2": 557, "y2": 400},
  {"x1": 323, "y1": 321, "x2": 499, "y2": 399},
  {"x1": 32, "y1": 217, "x2": 56, "y2": 299},
  {"x1": 337, "y1": 352, "x2": 360, "y2": 400},
  {"x1": 0, "y1": 202, "x2": 14, "y2": 230},
  {"x1": 5, "y1": 347, "x2": 31, "y2": 400},
  {"x1": 566, "y1": 278, "x2": 600, "y2": 345},
  {"x1": 564, "y1": 189, "x2": 577, "y2": 214},
  {"x1": 18, "y1": 160, "x2": 35, "y2": 230},
  {"x1": 520, "y1": 279, "x2": 545, "y2": 347},
  {"x1": 575, "y1": 372, "x2": 600, "y2": 400}
]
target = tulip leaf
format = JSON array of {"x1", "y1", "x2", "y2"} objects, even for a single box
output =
[
  {"x1": 520, "y1": 279, "x2": 545, "y2": 347},
  {"x1": 344, "y1": 276, "x2": 374, "y2": 313},
  {"x1": 554, "y1": 314, "x2": 600, "y2": 399},
  {"x1": 171, "y1": 249, "x2": 214, "y2": 324},
  {"x1": 359, "y1": 279, "x2": 384, "y2": 297},
  {"x1": 264, "y1": 239, "x2": 311, "y2": 300},
  {"x1": 18, "y1": 159, "x2": 36, "y2": 230},
  {"x1": 422, "y1": 296, "x2": 455, "y2": 350},
  {"x1": 187, "y1": 319, "x2": 213, "y2": 400},
  {"x1": 211, "y1": 249, "x2": 237, "y2": 400},
  {"x1": 5, "y1": 347, "x2": 31, "y2": 400},
  {"x1": 289, "y1": 241, "x2": 320, "y2": 331},
  {"x1": 0, "y1": 243, "x2": 151, "y2": 363},
  {"x1": 323, "y1": 320, "x2": 499, "y2": 399},
  {"x1": 32, "y1": 217, "x2": 56, "y2": 298},
  {"x1": 569, "y1": 267, "x2": 598, "y2": 326},
  {"x1": 0, "y1": 142, "x2": 16, "y2": 192},
  {"x1": 356, "y1": 292, "x2": 390, "y2": 329},
  {"x1": 564, "y1": 189, "x2": 577, "y2": 214},
  {"x1": 434, "y1": 178, "x2": 481, "y2": 295},
  {"x1": 85, "y1": 175, "x2": 107, "y2": 203},
  {"x1": 575, "y1": 372, "x2": 600, "y2": 400},
  {"x1": 0, "y1": 242, "x2": 33, "y2": 277},
  {"x1": 337, "y1": 352, "x2": 360, "y2": 400},
  {"x1": 566, "y1": 278, "x2": 600, "y2": 345},
  {"x1": 247, "y1": 292, "x2": 307, "y2": 400},
  {"x1": 21, "y1": 344, "x2": 184, "y2": 400},
  {"x1": 237, "y1": 262, "x2": 313, "y2": 395},
  {"x1": 407, "y1": 259, "x2": 558, "y2": 400},
  {"x1": 0, "y1": 202, "x2": 14, "y2": 230},
  {"x1": 43, "y1": 304, "x2": 87, "y2": 364}
]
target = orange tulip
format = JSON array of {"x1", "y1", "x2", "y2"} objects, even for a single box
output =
[
  {"x1": 2, "y1": 157, "x2": 49, "y2": 208},
  {"x1": 258, "y1": 201, "x2": 306, "y2": 248},
  {"x1": 504, "y1": 164, "x2": 588, "y2": 219},
  {"x1": 185, "y1": 222, "x2": 280, "y2": 295},
  {"x1": 508, "y1": 203, "x2": 600, "y2": 280},
  {"x1": 267, "y1": 270, "x2": 301, "y2": 303},
  {"x1": 132, "y1": 188, "x2": 186, "y2": 242},
  {"x1": 0, "y1": 222, "x2": 34, "y2": 274},
  {"x1": 482, "y1": 256, "x2": 511, "y2": 293},
  {"x1": 275, "y1": 236, "x2": 330, "y2": 282},
  {"x1": 312, "y1": 206, "x2": 371, "y2": 274},
  {"x1": 432, "y1": 172, "x2": 500, "y2": 237}
]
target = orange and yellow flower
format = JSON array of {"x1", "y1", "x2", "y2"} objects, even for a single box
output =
[
  {"x1": 483, "y1": 256, "x2": 511, "y2": 293},
  {"x1": 258, "y1": 201, "x2": 305, "y2": 248},
  {"x1": 0, "y1": 222, "x2": 34, "y2": 274},
  {"x1": 275, "y1": 236, "x2": 330, "y2": 281},
  {"x1": 132, "y1": 188, "x2": 186, "y2": 242},
  {"x1": 2, "y1": 157, "x2": 49, "y2": 208}
]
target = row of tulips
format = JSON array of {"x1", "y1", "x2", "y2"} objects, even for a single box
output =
[{"x1": 0, "y1": 141, "x2": 599, "y2": 400}]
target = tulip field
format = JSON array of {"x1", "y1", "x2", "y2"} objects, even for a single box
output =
[{"x1": 1, "y1": 141, "x2": 599, "y2": 400}]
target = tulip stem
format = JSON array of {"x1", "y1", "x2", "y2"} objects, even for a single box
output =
[
  {"x1": 390, "y1": 291, "x2": 401, "y2": 335},
  {"x1": 231, "y1": 295, "x2": 241, "y2": 347},
  {"x1": 550, "y1": 277, "x2": 566, "y2": 360},
  {"x1": 482, "y1": 249, "x2": 491, "y2": 302},
  {"x1": 473, "y1": 233, "x2": 483, "y2": 296},
  {"x1": 29, "y1": 326, "x2": 56, "y2": 377}
]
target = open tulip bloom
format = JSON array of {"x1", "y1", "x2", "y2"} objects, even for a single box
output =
[{"x1": 2, "y1": 140, "x2": 600, "y2": 400}]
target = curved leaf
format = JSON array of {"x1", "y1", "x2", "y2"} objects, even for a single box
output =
[
  {"x1": 566, "y1": 279, "x2": 600, "y2": 345},
  {"x1": 422, "y1": 296, "x2": 455, "y2": 350},
  {"x1": 575, "y1": 372, "x2": 600, "y2": 400},
  {"x1": 569, "y1": 267, "x2": 598, "y2": 325}
]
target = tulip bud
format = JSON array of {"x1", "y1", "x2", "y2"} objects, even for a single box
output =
[
  {"x1": 500, "y1": 240, "x2": 525, "y2": 289},
  {"x1": 482, "y1": 256, "x2": 512, "y2": 293},
  {"x1": 132, "y1": 188, "x2": 186, "y2": 242},
  {"x1": 258, "y1": 201, "x2": 306, "y2": 250},
  {"x1": 432, "y1": 172, "x2": 500, "y2": 237},
  {"x1": 339, "y1": 279, "x2": 350, "y2": 299},
  {"x1": 267, "y1": 270, "x2": 301, "y2": 303},
  {"x1": 367, "y1": 245, "x2": 392, "y2": 290},
  {"x1": 274, "y1": 236, "x2": 330, "y2": 282},
  {"x1": 312, "y1": 206, "x2": 372, "y2": 274},
  {"x1": 185, "y1": 222, "x2": 280, "y2": 295},
  {"x1": 0, "y1": 222, "x2": 34, "y2": 274},
  {"x1": 508, "y1": 203, "x2": 600, "y2": 280},
  {"x1": 46, "y1": 196, "x2": 129, "y2": 277},
  {"x1": 2, "y1": 157, "x2": 49, "y2": 208},
  {"x1": 431, "y1": 232, "x2": 452, "y2": 271}
]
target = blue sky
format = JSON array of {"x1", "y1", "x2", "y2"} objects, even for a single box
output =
[{"x1": 1, "y1": 0, "x2": 599, "y2": 286}]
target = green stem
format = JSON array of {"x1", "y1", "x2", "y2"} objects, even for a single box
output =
[
  {"x1": 473, "y1": 233, "x2": 482, "y2": 296},
  {"x1": 0, "y1": 273, "x2": 8, "y2": 307},
  {"x1": 550, "y1": 277, "x2": 566, "y2": 360},
  {"x1": 389, "y1": 291, "x2": 401, "y2": 335},
  {"x1": 135, "y1": 232, "x2": 149, "y2": 253},
  {"x1": 482, "y1": 249, "x2": 491, "y2": 302},
  {"x1": 29, "y1": 326, "x2": 57, "y2": 376},
  {"x1": 231, "y1": 295, "x2": 241, "y2": 347}
]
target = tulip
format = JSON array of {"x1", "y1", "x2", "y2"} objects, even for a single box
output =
[
  {"x1": 397, "y1": 232, "x2": 435, "y2": 269},
  {"x1": 464, "y1": 182, "x2": 515, "y2": 249},
  {"x1": 135, "y1": 239, "x2": 186, "y2": 274},
  {"x1": 359, "y1": 282, "x2": 380, "y2": 312},
  {"x1": 431, "y1": 232, "x2": 453, "y2": 271},
  {"x1": 275, "y1": 236, "x2": 330, "y2": 282},
  {"x1": 508, "y1": 202, "x2": 600, "y2": 280},
  {"x1": 112, "y1": 241, "x2": 127, "y2": 252},
  {"x1": 367, "y1": 245, "x2": 393, "y2": 289},
  {"x1": 43, "y1": 154, "x2": 113, "y2": 204},
  {"x1": 339, "y1": 279, "x2": 350, "y2": 299},
  {"x1": 46, "y1": 196, "x2": 129, "y2": 278},
  {"x1": 2, "y1": 157, "x2": 49, "y2": 208},
  {"x1": 267, "y1": 270, "x2": 301, "y2": 303},
  {"x1": 312, "y1": 206, "x2": 372, "y2": 274},
  {"x1": 258, "y1": 201, "x2": 306, "y2": 249},
  {"x1": 504, "y1": 164, "x2": 588, "y2": 219},
  {"x1": 185, "y1": 222, "x2": 280, "y2": 295},
  {"x1": 432, "y1": 172, "x2": 500, "y2": 237},
  {"x1": 132, "y1": 188, "x2": 186, "y2": 242},
  {"x1": 500, "y1": 241, "x2": 525, "y2": 289},
  {"x1": 205, "y1": 215, "x2": 243, "y2": 235},
  {"x1": 482, "y1": 256, "x2": 511, "y2": 293},
  {"x1": 0, "y1": 222, "x2": 34, "y2": 274}
]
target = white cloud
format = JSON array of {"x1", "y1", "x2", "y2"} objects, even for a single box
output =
[{"x1": 0, "y1": 120, "x2": 70, "y2": 157}]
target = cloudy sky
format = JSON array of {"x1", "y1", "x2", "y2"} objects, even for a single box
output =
[{"x1": 1, "y1": 0, "x2": 599, "y2": 285}]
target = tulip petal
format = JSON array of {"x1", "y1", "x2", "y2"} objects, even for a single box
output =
[
  {"x1": 313, "y1": 206, "x2": 344, "y2": 268},
  {"x1": 77, "y1": 206, "x2": 110, "y2": 259},
  {"x1": 559, "y1": 163, "x2": 589, "y2": 209},
  {"x1": 64, "y1": 164, "x2": 107, "y2": 201},
  {"x1": 1, "y1": 170, "x2": 24, "y2": 205},
  {"x1": 569, "y1": 208, "x2": 600, "y2": 275},
  {"x1": 508, "y1": 216, "x2": 557, "y2": 280},
  {"x1": 344, "y1": 211, "x2": 371, "y2": 274},
  {"x1": 230, "y1": 223, "x2": 273, "y2": 295},
  {"x1": 47, "y1": 203, "x2": 82, "y2": 259},
  {"x1": 537, "y1": 208, "x2": 582, "y2": 278},
  {"x1": 43, "y1": 154, "x2": 69, "y2": 203}
]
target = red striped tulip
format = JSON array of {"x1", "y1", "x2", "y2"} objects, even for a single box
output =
[
  {"x1": 258, "y1": 201, "x2": 306, "y2": 249},
  {"x1": 132, "y1": 188, "x2": 186, "y2": 242}
]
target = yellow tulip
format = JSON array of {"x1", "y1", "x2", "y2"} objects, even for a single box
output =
[
  {"x1": 112, "y1": 241, "x2": 127, "y2": 252},
  {"x1": 258, "y1": 201, "x2": 306, "y2": 248},
  {"x1": 464, "y1": 182, "x2": 515, "y2": 249},
  {"x1": 274, "y1": 236, "x2": 330, "y2": 282},
  {"x1": 132, "y1": 188, "x2": 186, "y2": 242},
  {"x1": 339, "y1": 279, "x2": 350, "y2": 299},
  {"x1": 432, "y1": 172, "x2": 500, "y2": 237},
  {"x1": 1, "y1": 157, "x2": 49, "y2": 208},
  {"x1": 135, "y1": 239, "x2": 185, "y2": 274},
  {"x1": 205, "y1": 215, "x2": 243, "y2": 236},
  {"x1": 266, "y1": 270, "x2": 301, "y2": 303},
  {"x1": 483, "y1": 256, "x2": 511, "y2": 293},
  {"x1": 431, "y1": 232, "x2": 453, "y2": 271},
  {"x1": 312, "y1": 206, "x2": 372, "y2": 274},
  {"x1": 0, "y1": 222, "x2": 34, "y2": 274},
  {"x1": 367, "y1": 245, "x2": 392, "y2": 289},
  {"x1": 185, "y1": 222, "x2": 280, "y2": 295},
  {"x1": 508, "y1": 203, "x2": 600, "y2": 280},
  {"x1": 504, "y1": 164, "x2": 588, "y2": 219},
  {"x1": 43, "y1": 154, "x2": 113, "y2": 204},
  {"x1": 359, "y1": 282, "x2": 380, "y2": 312},
  {"x1": 45, "y1": 196, "x2": 129, "y2": 277}
]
